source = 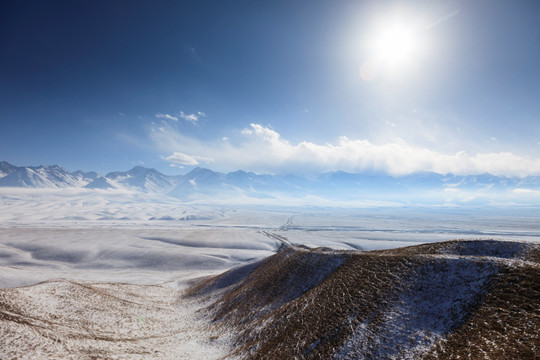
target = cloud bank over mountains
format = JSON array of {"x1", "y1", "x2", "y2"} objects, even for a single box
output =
[{"x1": 150, "y1": 122, "x2": 540, "y2": 177}]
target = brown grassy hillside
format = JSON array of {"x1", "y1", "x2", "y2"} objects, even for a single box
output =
[{"x1": 188, "y1": 239, "x2": 540, "y2": 360}]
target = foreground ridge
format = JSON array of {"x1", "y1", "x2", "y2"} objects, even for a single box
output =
[{"x1": 188, "y1": 239, "x2": 540, "y2": 360}]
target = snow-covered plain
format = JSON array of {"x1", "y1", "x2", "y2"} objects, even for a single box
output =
[
  {"x1": 1, "y1": 187, "x2": 539, "y2": 359},
  {"x1": 1, "y1": 187, "x2": 540, "y2": 288}
]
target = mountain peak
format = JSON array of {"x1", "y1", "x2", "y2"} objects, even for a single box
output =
[
  {"x1": 0, "y1": 161, "x2": 19, "y2": 178},
  {"x1": 185, "y1": 167, "x2": 219, "y2": 178},
  {"x1": 128, "y1": 165, "x2": 153, "y2": 174}
]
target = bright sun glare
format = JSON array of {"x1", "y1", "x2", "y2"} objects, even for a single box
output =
[
  {"x1": 361, "y1": 12, "x2": 426, "y2": 81},
  {"x1": 375, "y1": 24, "x2": 418, "y2": 65}
]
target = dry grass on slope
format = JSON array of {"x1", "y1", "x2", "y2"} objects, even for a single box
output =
[
  {"x1": 424, "y1": 259, "x2": 540, "y2": 359},
  {"x1": 188, "y1": 239, "x2": 540, "y2": 360}
]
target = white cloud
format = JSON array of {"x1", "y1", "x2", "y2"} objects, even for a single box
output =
[
  {"x1": 165, "y1": 152, "x2": 200, "y2": 166},
  {"x1": 179, "y1": 112, "x2": 198, "y2": 123},
  {"x1": 156, "y1": 111, "x2": 206, "y2": 124},
  {"x1": 152, "y1": 123, "x2": 540, "y2": 177},
  {"x1": 180, "y1": 111, "x2": 206, "y2": 124},
  {"x1": 155, "y1": 113, "x2": 179, "y2": 121},
  {"x1": 513, "y1": 188, "x2": 540, "y2": 194}
]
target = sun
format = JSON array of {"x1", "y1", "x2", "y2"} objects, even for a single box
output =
[
  {"x1": 361, "y1": 12, "x2": 426, "y2": 80},
  {"x1": 375, "y1": 23, "x2": 419, "y2": 66}
]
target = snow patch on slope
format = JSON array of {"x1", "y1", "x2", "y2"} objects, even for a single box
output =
[{"x1": 335, "y1": 258, "x2": 497, "y2": 359}]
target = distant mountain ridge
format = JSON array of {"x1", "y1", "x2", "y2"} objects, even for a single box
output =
[
  {"x1": 90, "y1": 166, "x2": 176, "y2": 193},
  {"x1": 1, "y1": 161, "x2": 539, "y2": 202},
  {"x1": 0, "y1": 162, "x2": 97, "y2": 188}
]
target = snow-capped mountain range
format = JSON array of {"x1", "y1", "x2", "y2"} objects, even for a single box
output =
[
  {"x1": 1, "y1": 161, "x2": 539, "y2": 201},
  {"x1": 0, "y1": 162, "x2": 98, "y2": 188}
]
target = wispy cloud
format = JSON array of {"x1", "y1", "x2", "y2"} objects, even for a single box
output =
[
  {"x1": 179, "y1": 111, "x2": 206, "y2": 124},
  {"x1": 155, "y1": 113, "x2": 179, "y2": 121},
  {"x1": 165, "y1": 152, "x2": 200, "y2": 166},
  {"x1": 179, "y1": 111, "x2": 198, "y2": 123},
  {"x1": 164, "y1": 152, "x2": 214, "y2": 166},
  {"x1": 151, "y1": 123, "x2": 540, "y2": 177},
  {"x1": 156, "y1": 111, "x2": 206, "y2": 124}
]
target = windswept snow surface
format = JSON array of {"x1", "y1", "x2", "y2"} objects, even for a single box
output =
[
  {"x1": 0, "y1": 227, "x2": 276, "y2": 288},
  {"x1": 0, "y1": 189, "x2": 284, "y2": 288},
  {"x1": 1, "y1": 188, "x2": 540, "y2": 288}
]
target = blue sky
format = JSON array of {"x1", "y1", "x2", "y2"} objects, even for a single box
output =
[{"x1": 1, "y1": 0, "x2": 540, "y2": 176}]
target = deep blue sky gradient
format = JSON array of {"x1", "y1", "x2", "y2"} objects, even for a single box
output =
[{"x1": 1, "y1": 0, "x2": 540, "y2": 175}]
